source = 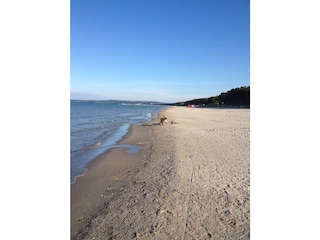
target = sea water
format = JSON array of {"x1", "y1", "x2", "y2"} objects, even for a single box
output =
[{"x1": 71, "y1": 100, "x2": 166, "y2": 183}]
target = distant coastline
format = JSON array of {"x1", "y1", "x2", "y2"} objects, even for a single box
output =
[
  {"x1": 70, "y1": 99, "x2": 170, "y2": 106},
  {"x1": 169, "y1": 86, "x2": 250, "y2": 108}
]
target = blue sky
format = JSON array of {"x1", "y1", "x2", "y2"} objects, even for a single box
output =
[{"x1": 71, "y1": 0, "x2": 250, "y2": 102}]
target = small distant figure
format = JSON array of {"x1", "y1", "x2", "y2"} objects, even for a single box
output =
[{"x1": 160, "y1": 116, "x2": 168, "y2": 125}]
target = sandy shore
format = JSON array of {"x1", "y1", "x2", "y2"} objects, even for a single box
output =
[{"x1": 71, "y1": 107, "x2": 250, "y2": 239}]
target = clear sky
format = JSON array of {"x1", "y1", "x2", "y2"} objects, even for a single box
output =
[{"x1": 71, "y1": 0, "x2": 250, "y2": 102}]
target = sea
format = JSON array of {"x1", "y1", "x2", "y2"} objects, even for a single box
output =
[{"x1": 71, "y1": 100, "x2": 166, "y2": 184}]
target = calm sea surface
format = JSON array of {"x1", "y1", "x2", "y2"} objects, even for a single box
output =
[{"x1": 71, "y1": 100, "x2": 166, "y2": 183}]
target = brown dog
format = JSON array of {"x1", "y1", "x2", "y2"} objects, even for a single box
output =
[{"x1": 160, "y1": 116, "x2": 168, "y2": 125}]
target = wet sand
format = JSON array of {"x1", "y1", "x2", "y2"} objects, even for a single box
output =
[{"x1": 71, "y1": 106, "x2": 250, "y2": 239}]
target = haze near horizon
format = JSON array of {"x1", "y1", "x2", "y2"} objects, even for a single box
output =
[{"x1": 71, "y1": 0, "x2": 250, "y2": 103}]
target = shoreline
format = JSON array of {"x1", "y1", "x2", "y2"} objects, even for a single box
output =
[
  {"x1": 71, "y1": 107, "x2": 250, "y2": 239},
  {"x1": 71, "y1": 111, "x2": 165, "y2": 237},
  {"x1": 71, "y1": 108, "x2": 166, "y2": 184}
]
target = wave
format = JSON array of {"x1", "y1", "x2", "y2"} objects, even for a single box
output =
[{"x1": 71, "y1": 101, "x2": 166, "y2": 183}]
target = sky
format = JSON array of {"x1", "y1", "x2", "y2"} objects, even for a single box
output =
[{"x1": 71, "y1": 0, "x2": 250, "y2": 102}]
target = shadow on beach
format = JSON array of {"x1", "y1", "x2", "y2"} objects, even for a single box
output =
[{"x1": 140, "y1": 121, "x2": 178, "y2": 127}]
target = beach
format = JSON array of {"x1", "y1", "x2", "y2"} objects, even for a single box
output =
[{"x1": 71, "y1": 107, "x2": 250, "y2": 239}]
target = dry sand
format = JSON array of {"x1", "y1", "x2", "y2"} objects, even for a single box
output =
[{"x1": 71, "y1": 107, "x2": 250, "y2": 239}]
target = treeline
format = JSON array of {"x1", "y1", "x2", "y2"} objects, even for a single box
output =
[{"x1": 172, "y1": 86, "x2": 250, "y2": 107}]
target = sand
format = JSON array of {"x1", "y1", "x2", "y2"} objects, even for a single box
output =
[{"x1": 71, "y1": 107, "x2": 250, "y2": 240}]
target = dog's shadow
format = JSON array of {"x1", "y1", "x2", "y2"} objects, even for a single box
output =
[
  {"x1": 140, "y1": 122, "x2": 162, "y2": 126},
  {"x1": 140, "y1": 121, "x2": 178, "y2": 126}
]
